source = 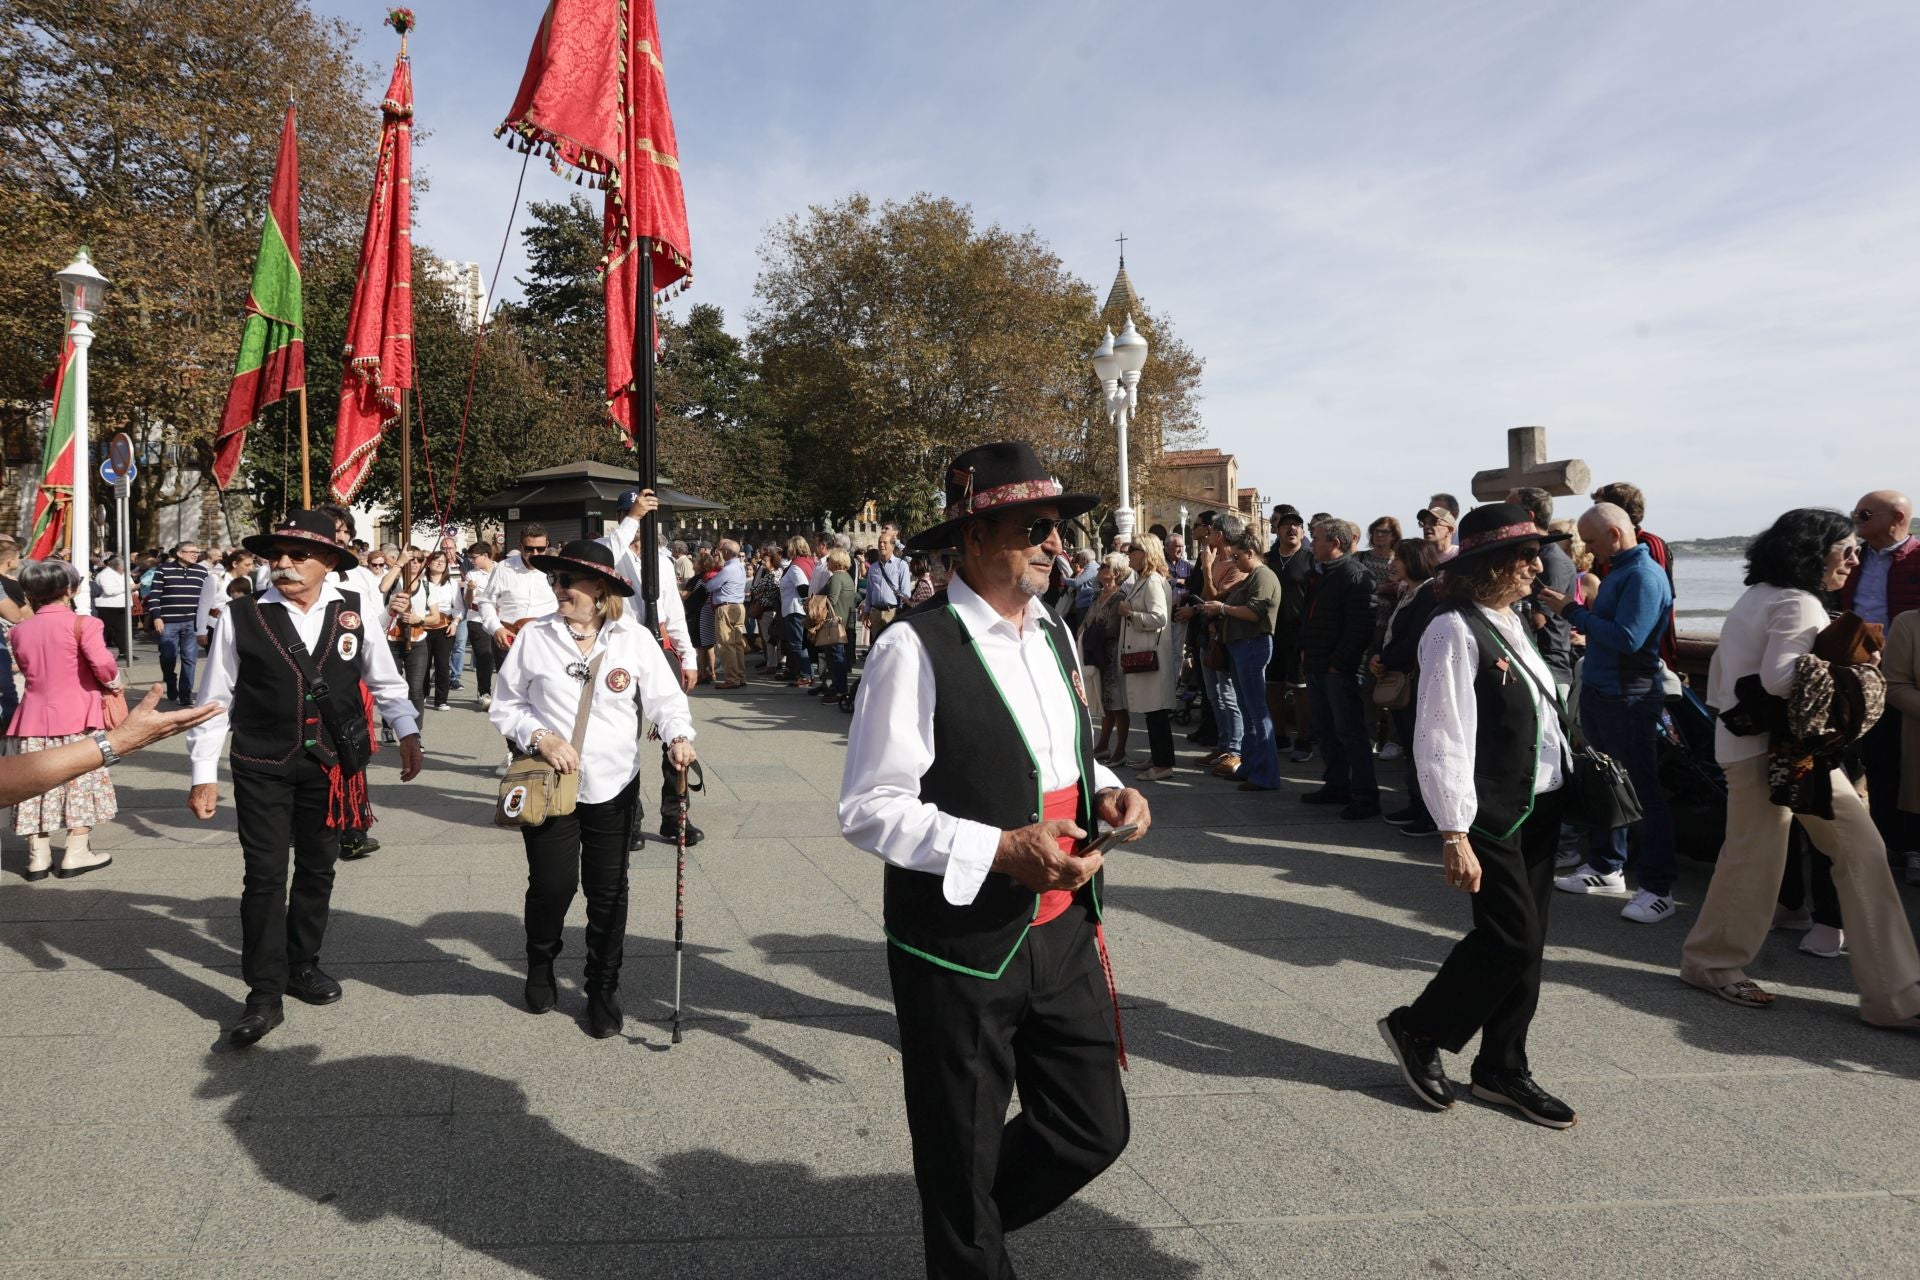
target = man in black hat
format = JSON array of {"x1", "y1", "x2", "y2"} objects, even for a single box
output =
[
  {"x1": 840, "y1": 441, "x2": 1152, "y2": 1277},
  {"x1": 187, "y1": 512, "x2": 424, "y2": 1047}
]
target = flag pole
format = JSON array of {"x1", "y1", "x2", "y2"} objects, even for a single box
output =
[
  {"x1": 400, "y1": 388, "x2": 412, "y2": 545},
  {"x1": 297, "y1": 385, "x2": 311, "y2": 508},
  {"x1": 636, "y1": 237, "x2": 660, "y2": 631}
]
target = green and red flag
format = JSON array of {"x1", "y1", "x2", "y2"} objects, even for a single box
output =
[
  {"x1": 28, "y1": 327, "x2": 78, "y2": 558},
  {"x1": 213, "y1": 104, "x2": 305, "y2": 490},
  {"x1": 330, "y1": 12, "x2": 415, "y2": 503}
]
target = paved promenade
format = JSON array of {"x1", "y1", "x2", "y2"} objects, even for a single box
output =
[{"x1": 5, "y1": 650, "x2": 1920, "y2": 1278}]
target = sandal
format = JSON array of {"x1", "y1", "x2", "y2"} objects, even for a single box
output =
[{"x1": 1688, "y1": 976, "x2": 1773, "y2": 1009}]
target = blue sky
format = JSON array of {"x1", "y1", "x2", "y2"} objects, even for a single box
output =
[{"x1": 312, "y1": 1, "x2": 1920, "y2": 538}]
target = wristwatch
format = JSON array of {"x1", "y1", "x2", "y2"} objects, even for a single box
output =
[{"x1": 91, "y1": 728, "x2": 122, "y2": 768}]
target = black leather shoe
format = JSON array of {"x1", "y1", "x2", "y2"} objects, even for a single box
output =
[
  {"x1": 286, "y1": 966, "x2": 342, "y2": 1005},
  {"x1": 665, "y1": 821, "x2": 703, "y2": 848},
  {"x1": 1383, "y1": 807, "x2": 1420, "y2": 826},
  {"x1": 338, "y1": 835, "x2": 380, "y2": 860},
  {"x1": 1341, "y1": 800, "x2": 1382, "y2": 821},
  {"x1": 1378, "y1": 1007, "x2": 1453, "y2": 1111},
  {"x1": 1185, "y1": 730, "x2": 1218, "y2": 746},
  {"x1": 1299, "y1": 788, "x2": 1353, "y2": 806},
  {"x1": 1470, "y1": 1068, "x2": 1578, "y2": 1129},
  {"x1": 586, "y1": 989, "x2": 624, "y2": 1039},
  {"x1": 525, "y1": 962, "x2": 556, "y2": 1015},
  {"x1": 1402, "y1": 818, "x2": 1439, "y2": 837},
  {"x1": 228, "y1": 1001, "x2": 285, "y2": 1048},
  {"x1": 628, "y1": 827, "x2": 648, "y2": 851}
]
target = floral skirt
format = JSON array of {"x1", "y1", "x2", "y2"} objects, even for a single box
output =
[{"x1": 9, "y1": 733, "x2": 117, "y2": 834}]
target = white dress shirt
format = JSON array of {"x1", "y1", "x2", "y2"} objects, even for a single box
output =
[
  {"x1": 337, "y1": 564, "x2": 392, "y2": 623},
  {"x1": 195, "y1": 568, "x2": 232, "y2": 640},
  {"x1": 188, "y1": 580, "x2": 420, "y2": 786},
  {"x1": 478, "y1": 555, "x2": 558, "y2": 635},
  {"x1": 405, "y1": 577, "x2": 461, "y2": 625},
  {"x1": 93, "y1": 567, "x2": 128, "y2": 610},
  {"x1": 595, "y1": 518, "x2": 695, "y2": 672},
  {"x1": 779, "y1": 561, "x2": 811, "y2": 617},
  {"x1": 1414, "y1": 604, "x2": 1569, "y2": 835},
  {"x1": 1705, "y1": 584, "x2": 1827, "y2": 766},
  {"x1": 839, "y1": 571, "x2": 1123, "y2": 907},
  {"x1": 488, "y1": 613, "x2": 696, "y2": 804}
]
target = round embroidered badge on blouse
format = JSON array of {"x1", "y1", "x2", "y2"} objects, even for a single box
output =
[
  {"x1": 1069, "y1": 668, "x2": 1089, "y2": 707},
  {"x1": 338, "y1": 611, "x2": 361, "y2": 631},
  {"x1": 605, "y1": 667, "x2": 632, "y2": 694},
  {"x1": 337, "y1": 633, "x2": 359, "y2": 662}
]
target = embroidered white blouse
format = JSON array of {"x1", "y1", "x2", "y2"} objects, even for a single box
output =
[{"x1": 1413, "y1": 604, "x2": 1569, "y2": 835}]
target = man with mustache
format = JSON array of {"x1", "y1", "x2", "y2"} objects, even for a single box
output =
[
  {"x1": 840, "y1": 441, "x2": 1151, "y2": 1277},
  {"x1": 186, "y1": 512, "x2": 423, "y2": 1047}
]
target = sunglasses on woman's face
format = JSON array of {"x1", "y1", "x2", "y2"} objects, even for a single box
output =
[{"x1": 548, "y1": 571, "x2": 595, "y2": 591}]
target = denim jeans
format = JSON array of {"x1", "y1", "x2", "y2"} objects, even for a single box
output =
[
  {"x1": 158, "y1": 618, "x2": 199, "y2": 704},
  {"x1": 449, "y1": 616, "x2": 469, "y2": 684},
  {"x1": 1305, "y1": 669, "x2": 1378, "y2": 802},
  {"x1": 1228, "y1": 636, "x2": 1279, "y2": 788},
  {"x1": 1389, "y1": 705, "x2": 1430, "y2": 824},
  {"x1": 1203, "y1": 661, "x2": 1242, "y2": 756},
  {"x1": 782, "y1": 613, "x2": 813, "y2": 679},
  {"x1": 1579, "y1": 688, "x2": 1677, "y2": 896},
  {"x1": 825, "y1": 642, "x2": 850, "y2": 696}
]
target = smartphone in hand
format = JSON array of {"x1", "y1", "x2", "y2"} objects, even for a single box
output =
[{"x1": 1083, "y1": 823, "x2": 1139, "y2": 855}]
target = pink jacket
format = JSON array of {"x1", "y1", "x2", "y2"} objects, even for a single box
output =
[{"x1": 6, "y1": 605, "x2": 120, "y2": 738}]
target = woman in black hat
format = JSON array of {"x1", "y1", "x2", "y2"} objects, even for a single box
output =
[
  {"x1": 1378, "y1": 503, "x2": 1581, "y2": 1129},
  {"x1": 488, "y1": 539, "x2": 697, "y2": 1039}
]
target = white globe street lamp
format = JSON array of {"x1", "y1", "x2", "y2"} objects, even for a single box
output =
[
  {"x1": 56, "y1": 248, "x2": 110, "y2": 612},
  {"x1": 1090, "y1": 313, "x2": 1148, "y2": 543}
]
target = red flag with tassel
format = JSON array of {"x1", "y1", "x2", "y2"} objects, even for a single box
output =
[
  {"x1": 498, "y1": 0, "x2": 692, "y2": 441},
  {"x1": 329, "y1": 10, "x2": 416, "y2": 503}
]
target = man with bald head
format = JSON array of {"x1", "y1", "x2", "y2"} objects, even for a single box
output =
[
  {"x1": 1842, "y1": 489, "x2": 1919, "y2": 854},
  {"x1": 1539, "y1": 503, "x2": 1679, "y2": 925}
]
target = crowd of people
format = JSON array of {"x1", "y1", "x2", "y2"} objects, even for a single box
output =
[{"x1": 6, "y1": 453, "x2": 1920, "y2": 1278}]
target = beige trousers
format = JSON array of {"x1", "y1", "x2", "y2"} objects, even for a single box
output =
[
  {"x1": 1681, "y1": 755, "x2": 1920, "y2": 1024},
  {"x1": 714, "y1": 603, "x2": 747, "y2": 684}
]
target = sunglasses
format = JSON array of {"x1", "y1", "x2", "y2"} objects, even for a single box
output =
[
  {"x1": 1012, "y1": 517, "x2": 1062, "y2": 547},
  {"x1": 1854, "y1": 510, "x2": 1877, "y2": 523},
  {"x1": 1838, "y1": 544, "x2": 1863, "y2": 561},
  {"x1": 547, "y1": 571, "x2": 598, "y2": 590},
  {"x1": 276, "y1": 546, "x2": 324, "y2": 563}
]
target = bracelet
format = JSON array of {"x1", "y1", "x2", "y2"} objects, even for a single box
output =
[{"x1": 528, "y1": 728, "x2": 552, "y2": 753}]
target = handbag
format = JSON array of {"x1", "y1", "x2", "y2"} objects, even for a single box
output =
[
  {"x1": 496, "y1": 652, "x2": 603, "y2": 828},
  {"x1": 77, "y1": 617, "x2": 129, "y2": 728},
  {"x1": 1120, "y1": 648, "x2": 1159, "y2": 674},
  {"x1": 1501, "y1": 631, "x2": 1642, "y2": 829},
  {"x1": 1371, "y1": 669, "x2": 1411, "y2": 710}
]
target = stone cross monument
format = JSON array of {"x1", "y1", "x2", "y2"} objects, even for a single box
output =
[{"x1": 1471, "y1": 426, "x2": 1590, "y2": 501}]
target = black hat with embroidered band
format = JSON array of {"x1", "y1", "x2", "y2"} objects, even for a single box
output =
[
  {"x1": 905, "y1": 441, "x2": 1100, "y2": 553},
  {"x1": 1448, "y1": 502, "x2": 1570, "y2": 565},
  {"x1": 527, "y1": 539, "x2": 635, "y2": 597},
  {"x1": 243, "y1": 509, "x2": 358, "y2": 570}
]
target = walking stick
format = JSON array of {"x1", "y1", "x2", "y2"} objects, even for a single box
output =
[{"x1": 671, "y1": 758, "x2": 704, "y2": 1045}]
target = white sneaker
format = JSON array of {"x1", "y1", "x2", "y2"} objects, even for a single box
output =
[
  {"x1": 480, "y1": 694, "x2": 492, "y2": 709},
  {"x1": 1620, "y1": 890, "x2": 1677, "y2": 924},
  {"x1": 1799, "y1": 923, "x2": 1847, "y2": 957},
  {"x1": 1554, "y1": 847, "x2": 1585, "y2": 870},
  {"x1": 433, "y1": 702, "x2": 451, "y2": 712},
  {"x1": 1378, "y1": 741, "x2": 1405, "y2": 761},
  {"x1": 1554, "y1": 864, "x2": 1626, "y2": 895}
]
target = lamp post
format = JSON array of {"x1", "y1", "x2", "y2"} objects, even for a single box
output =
[
  {"x1": 1090, "y1": 314, "x2": 1148, "y2": 543},
  {"x1": 56, "y1": 249, "x2": 110, "y2": 614}
]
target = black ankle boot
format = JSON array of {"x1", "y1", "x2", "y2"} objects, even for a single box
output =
[
  {"x1": 586, "y1": 988, "x2": 623, "y2": 1039},
  {"x1": 524, "y1": 962, "x2": 556, "y2": 1015}
]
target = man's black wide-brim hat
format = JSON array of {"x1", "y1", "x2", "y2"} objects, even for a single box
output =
[
  {"x1": 1448, "y1": 501, "x2": 1570, "y2": 565},
  {"x1": 243, "y1": 510, "x2": 357, "y2": 569},
  {"x1": 529, "y1": 539, "x2": 635, "y2": 597},
  {"x1": 904, "y1": 441, "x2": 1099, "y2": 553}
]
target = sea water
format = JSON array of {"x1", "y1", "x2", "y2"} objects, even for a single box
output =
[{"x1": 1670, "y1": 554, "x2": 1747, "y2": 636}]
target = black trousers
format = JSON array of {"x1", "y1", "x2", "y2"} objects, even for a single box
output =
[
  {"x1": 1145, "y1": 708, "x2": 1174, "y2": 768},
  {"x1": 233, "y1": 757, "x2": 341, "y2": 1003},
  {"x1": 402, "y1": 629, "x2": 453, "y2": 712},
  {"x1": 466, "y1": 620, "x2": 496, "y2": 697},
  {"x1": 888, "y1": 901, "x2": 1129, "y2": 1279},
  {"x1": 521, "y1": 775, "x2": 639, "y2": 991},
  {"x1": 635, "y1": 741, "x2": 689, "y2": 830},
  {"x1": 1858, "y1": 711, "x2": 1911, "y2": 853},
  {"x1": 1406, "y1": 788, "x2": 1565, "y2": 1073},
  {"x1": 1778, "y1": 821, "x2": 1842, "y2": 928}
]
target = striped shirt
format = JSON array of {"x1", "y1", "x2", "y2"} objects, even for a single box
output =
[{"x1": 148, "y1": 560, "x2": 209, "y2": 625}]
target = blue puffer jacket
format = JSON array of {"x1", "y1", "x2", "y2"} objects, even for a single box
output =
[{"x1": 1565, "y1": 543, "x2": 1672, "y2": 697}]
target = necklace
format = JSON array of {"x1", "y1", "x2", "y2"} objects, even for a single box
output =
[{"x1": 567, "y1": 622, "x2": 599, "y2": 642}]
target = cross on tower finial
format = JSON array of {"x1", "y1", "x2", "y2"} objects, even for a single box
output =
[{"x1": 1116, "y1": 231, "x2": 1127, "y2": 268}]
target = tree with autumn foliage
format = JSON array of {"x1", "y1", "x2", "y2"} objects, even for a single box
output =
[
  {"x1": 749, "y1": 192, "x2": 1204, "y2": 532},
  {"x1": 0, "y1": 0, "x2": 376, "y2": 543}
]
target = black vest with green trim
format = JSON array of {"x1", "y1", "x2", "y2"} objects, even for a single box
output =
[
  {"x1": 1451, "y1": 604, "x2": 1545, "y2": 841},
  {"x1": 227, "y1": 592, "x2": 369, "y2": 777},
  {"x1": 883, "y1": 593, "x2": 1103, "y2": 979}
]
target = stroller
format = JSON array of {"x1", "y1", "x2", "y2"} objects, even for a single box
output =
[{"x1": 1659, "y1": 686, "x2": 1728, "y2": 862}]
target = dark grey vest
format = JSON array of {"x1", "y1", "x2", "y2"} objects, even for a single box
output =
[
  {"x1": 1451, "y1": 604, "x2": 1548, "y2": 840},
  {"x1": 228, "y1": 592, "x2": 369, "y2": 776},
  {"x1": 881, "y1": 593, "x2": 1103, "y2": 978}
]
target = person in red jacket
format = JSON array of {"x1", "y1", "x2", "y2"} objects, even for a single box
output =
[{"x1": 1841, "y1": 490, "x2": 1920, "y2": 854}]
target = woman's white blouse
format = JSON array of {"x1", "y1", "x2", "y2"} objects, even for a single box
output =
[
  {"x1": 411, "y1": 578, "x2": 461, "y2": 621},
  {"x1": 488, "y1": 614, "x2": 695, "y2": 804},
  {"x1": 1414, "y1": 605, "x2": 1569, "y2": 835}
]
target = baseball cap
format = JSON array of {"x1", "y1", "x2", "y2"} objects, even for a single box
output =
[
  {"x1": 1417, "y1": 505, "x2": 1458, "y2": 528},
  {"x1": 1272, "y1": 503, "x2": 1304, "y2": 526}
]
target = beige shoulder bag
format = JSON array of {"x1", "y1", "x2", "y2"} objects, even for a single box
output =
[{"x1": 495, "y1": 652, "x2": 603, "y2": 828}]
